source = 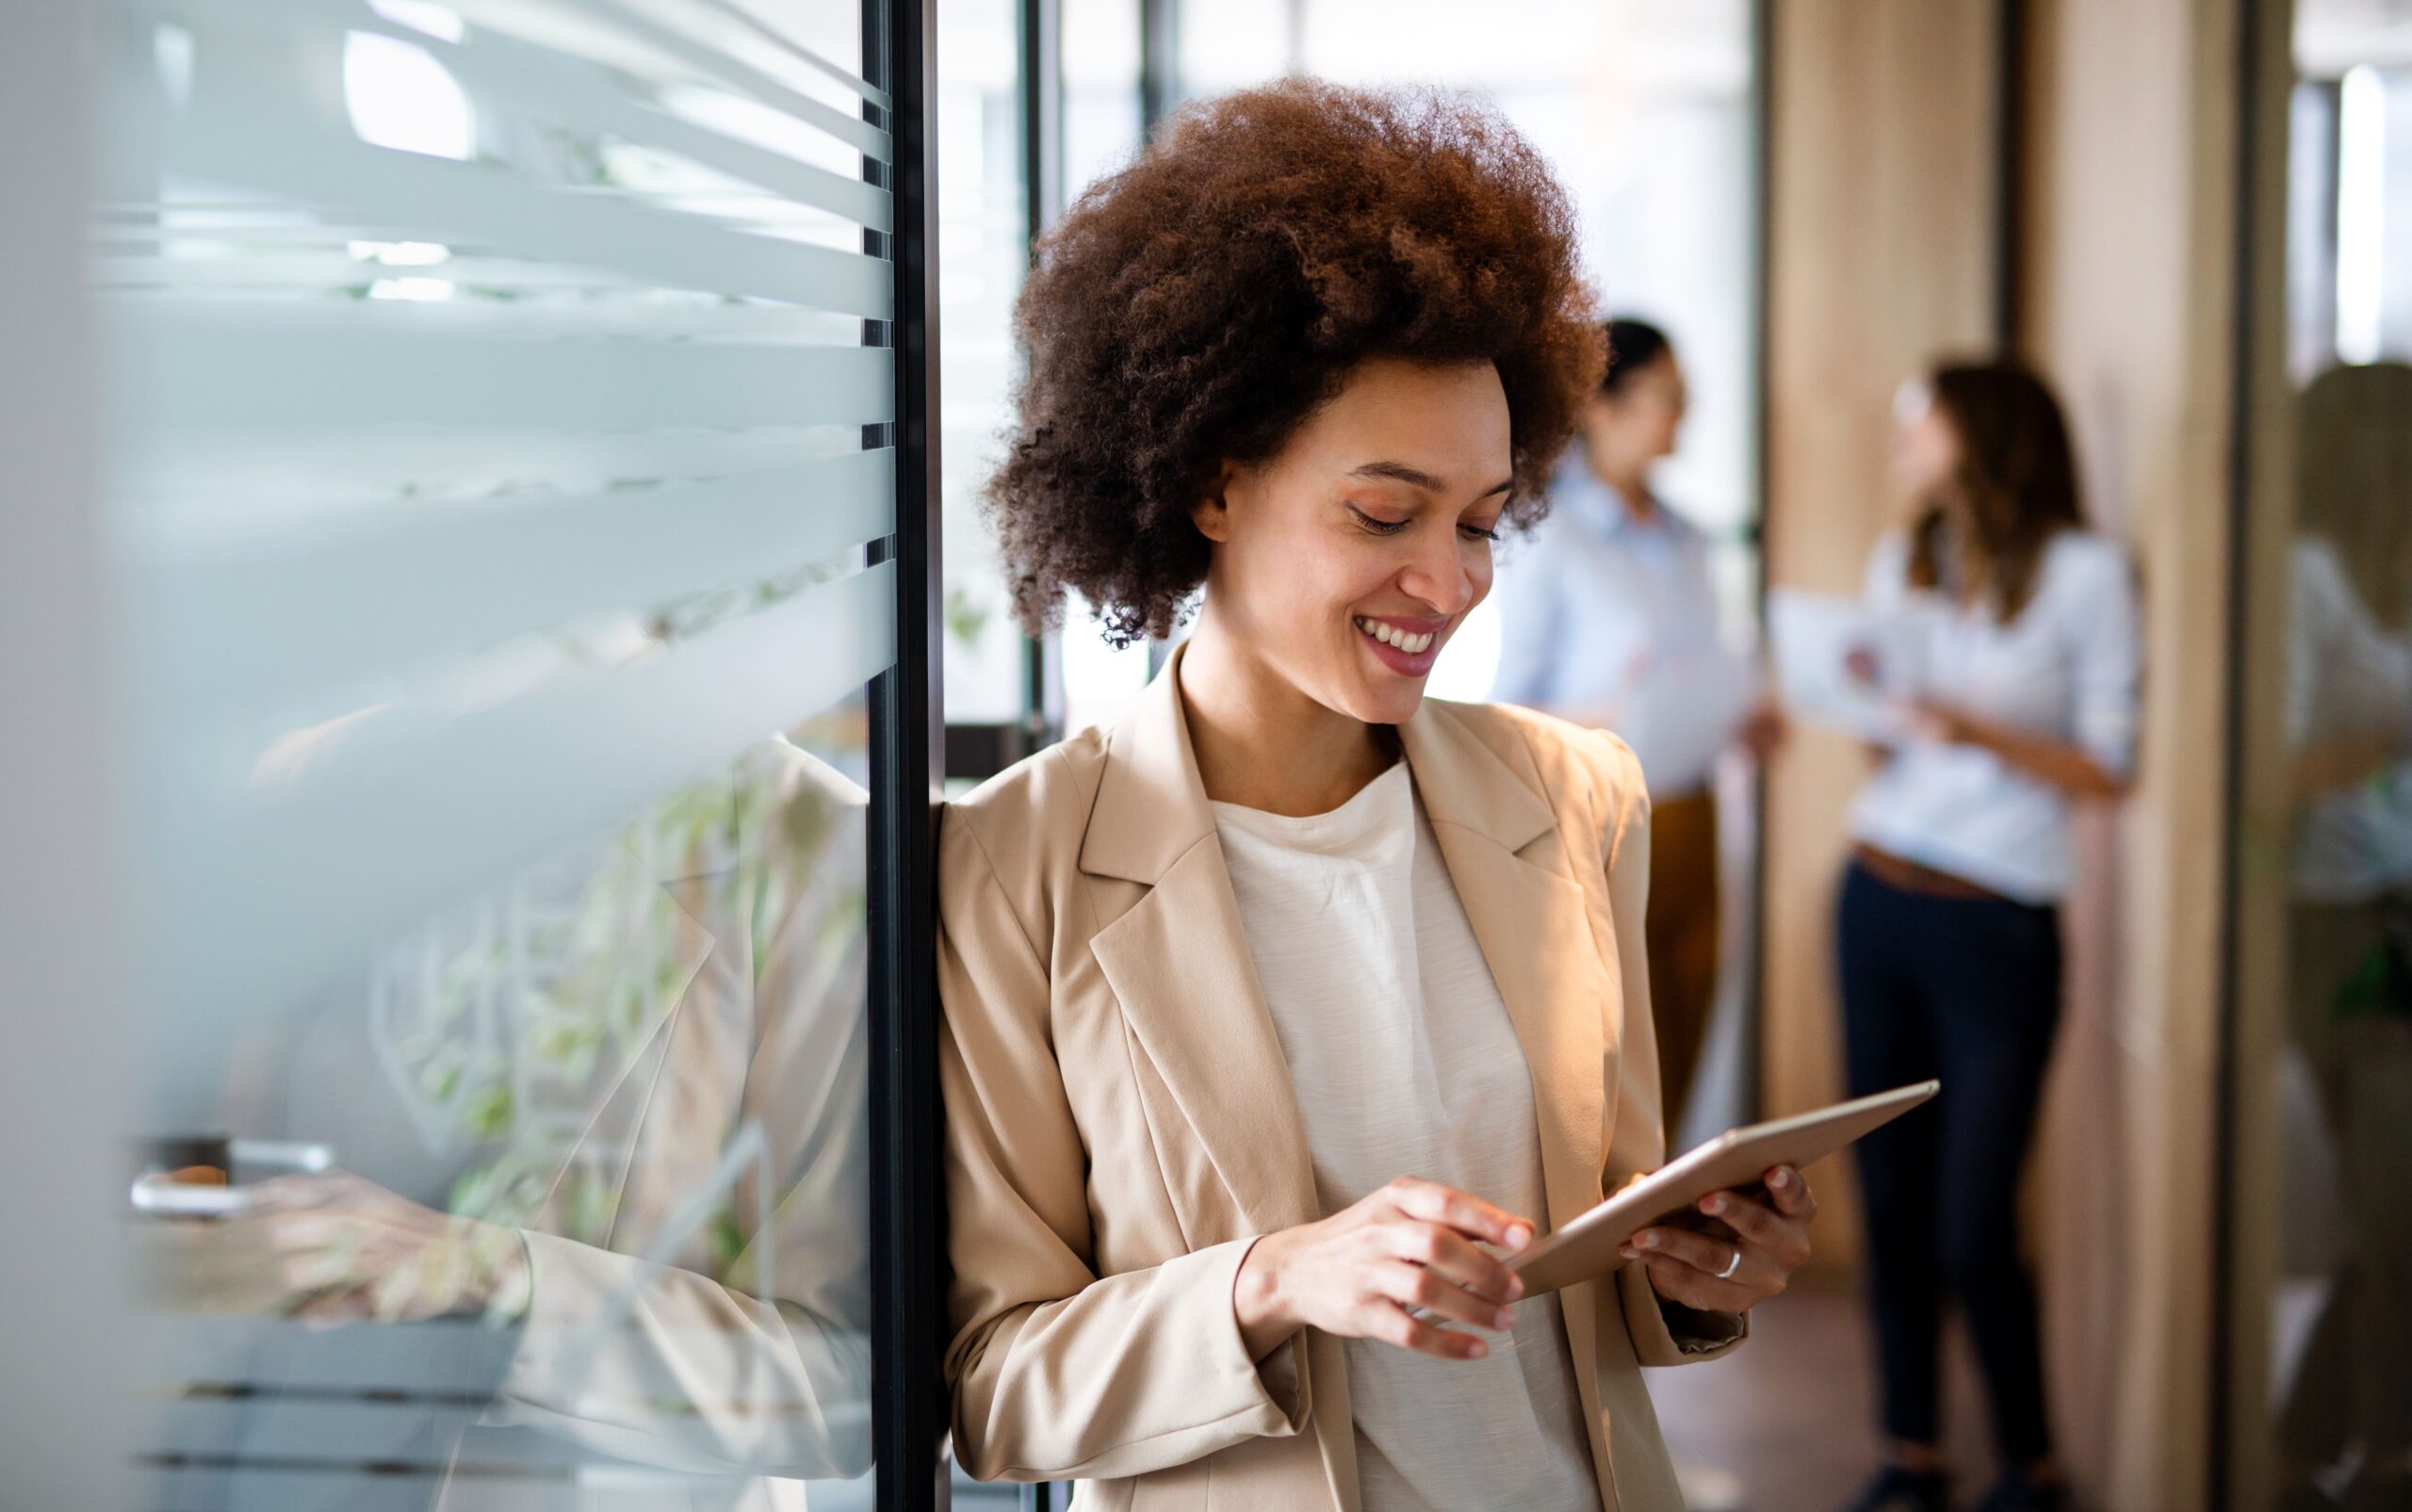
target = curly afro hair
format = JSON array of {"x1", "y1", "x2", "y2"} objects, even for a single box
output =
[{"x1": 985, "y1": 79, "x2": 1603, "y2": 647}]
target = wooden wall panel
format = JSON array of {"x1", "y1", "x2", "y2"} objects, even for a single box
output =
[
  {"x1": 1759, "y1": 0, "x2": 2002, "y2": 1275},
  {"x1": 2018, "y1": 0, "x2": 2241, "y2": 1504}
]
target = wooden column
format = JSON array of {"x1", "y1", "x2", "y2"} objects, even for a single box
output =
[
  {"x1": 2018, "y1": 0, "x2": 2243, "y2": 1504},
  {"x1": 1759, "y1": 0, "x2": 2003, "y2": 1275}
]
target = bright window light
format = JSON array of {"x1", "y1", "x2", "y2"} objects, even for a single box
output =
[
  {"x1": 343, "y1": 31, "x2": 474, "y2": 161},
  {"x1": 2336, "y1": 64, "x2": 2387, "y2": 365}
]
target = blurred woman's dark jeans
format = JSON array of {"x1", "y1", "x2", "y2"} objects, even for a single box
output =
[{"x1": 1837, "y1": 858, "x2": 2061, "y2": 1468}]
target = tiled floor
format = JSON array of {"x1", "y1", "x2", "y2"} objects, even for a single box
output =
[{"x1": 1649, "y1": 1276, "x2": 1998, "y2": 1512}]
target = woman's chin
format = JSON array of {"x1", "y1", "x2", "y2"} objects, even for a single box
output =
[{"x1": 1333, "y1": 675, "x2": 1429, "y2": 728}]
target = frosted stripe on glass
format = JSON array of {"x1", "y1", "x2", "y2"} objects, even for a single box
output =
[
  {"x1": 690, "y1": 0, "x2": 891, "y2": 110},
  {"x1": 145, "y1": 562, "x2": 896, "y2": 1052},
  {"x1": 138, "y1": 448, "x2": 894, "y2": 704},
  {"x1": 165, "y1": 100, "x2": 891, "y2": 317},
  {"x1": 139, "y1": 0, "x2": 894, "y2": 163},
  {"x1": 119, "y1": 311, "x2": 893, "y2": 431},
  {"x1": 456, "y1": 0, "x2": 892, "y2": 160},
  {"x1": 250, "y1": 2, "x2": 892, "y2": 231}
]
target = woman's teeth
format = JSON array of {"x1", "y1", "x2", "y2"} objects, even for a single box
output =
[{"x1": 1355, "y1": 617, "x2": 1435, "y2": 655}]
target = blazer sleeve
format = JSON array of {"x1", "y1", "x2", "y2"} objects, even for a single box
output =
[
  {"x1": 485, "y1": 804, "x2": 875, "y2": 1479},
  {"x1": 1591, "y1": 733, "x2": 1750, "y2": 1367},
  {"x1": 937, "y1": 806, "x2": 1312, "y2": 1483}
]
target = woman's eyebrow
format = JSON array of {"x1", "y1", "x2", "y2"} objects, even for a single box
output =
[{"x1": 1345, "y1": 460, "x2": 1515, "y2": 498}]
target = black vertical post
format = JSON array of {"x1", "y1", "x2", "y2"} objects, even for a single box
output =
[
  {"x1": 1137, "y1": 0, "x2": 1178, "y2": 679},
  {"x1": 1138, "y1": 0, "x2": 1178, "y2": 140},
  {"x1": 2208, "y1": 0, "x2": 2265, "y2": 1504},
  {"x1": 863, "y1": 0, "x2": 947, "y2": 1506},
  {"x1": 1741, "y1": 0, "x2": 1773, "y2": 1126},
  {"x1": 1019, "y1": 0, "x2": 1065, "y2": 751},
  {"x1": 1993, "y1": 0, "x2": 2026, "y2": 350}
]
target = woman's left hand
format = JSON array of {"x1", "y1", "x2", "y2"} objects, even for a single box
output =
[
  {"x1": 1620, "y1": 1163, "x2": 1815, "y2": 1313},
  {"x1": 226, "y1": 1172, "x2": 530, "y2": 1325}
]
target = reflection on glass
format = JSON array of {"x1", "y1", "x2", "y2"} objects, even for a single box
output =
[
  {"x1": 105, "y1": 0, "x2": 891, "y2": 1505},
  {"x1": 2269, "y1": 363, "x2": 2412, "y2": 1510},
  {"x1": 135, "y1": 723, "x2": 875, "y2": 1509},
  {"x1": 2245, "y1": 7, "x2": 2412, "y2": 1505}
]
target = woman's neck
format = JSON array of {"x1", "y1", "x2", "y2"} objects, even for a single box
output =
[
  {"x1": 1178, "y1": 610, "x2": 1395, "y2": 817},
  {"x1": 1586, "y1": 448, "x2": 1654, "y2": 519}
]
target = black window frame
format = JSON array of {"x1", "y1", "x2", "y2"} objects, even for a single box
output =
[{"x1": 862, "y1": 0, "x2": 951, "y2": 1506}]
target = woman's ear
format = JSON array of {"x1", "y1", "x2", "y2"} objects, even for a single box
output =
[{"x1": 1190, "y1": 463, "x2": 1237, "y2": 544}]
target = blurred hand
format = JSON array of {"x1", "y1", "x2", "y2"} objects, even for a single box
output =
[
  {"x1": 1234, "y1": 1176, "x2": 1533, "y2": 1363},
  {"x1": 1620, "y1": 1163, "x2": 1815, "y2": 1313},
  {"x1": 209, "y1": 1172, "x2": 530, "y2": 1325},
  {"x1": 1735, "y1": 701, "x2": 1788, "y2": 760},
  {"x1": 1907, "y1": 697, "x2": 1980, "y2": 746}
]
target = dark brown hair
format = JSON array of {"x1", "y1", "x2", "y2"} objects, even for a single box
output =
[
  {"x1": 1600, "y1": 317, "x2": 1671, "y2": 394},
  {"x1": 1907, "y1": 360, "x2": 2085, "y2": 622},
  {"x1": 985, "y1": 79, "x2": 1602, "y2": 646}
]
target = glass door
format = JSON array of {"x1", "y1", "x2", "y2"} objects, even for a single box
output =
[
  {"x1": 58, "y1": 0, "x2": 946, "y2": 1504},
  {"x1": 2221, "y1": 1, "x2": 2412, "y2": 1507}
]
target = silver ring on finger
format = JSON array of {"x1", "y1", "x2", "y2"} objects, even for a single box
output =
[{"x1": 1716, "y1": 1245, "x2": 1742, "y2": 1280}]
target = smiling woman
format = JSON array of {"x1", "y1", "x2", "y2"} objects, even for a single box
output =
[
  {"x1": 940, "y1": 78, "x2": 1818, "y2": 1512},
  {"x1": 984, "y1": 79, "x2": 1600, "y2": 651}
]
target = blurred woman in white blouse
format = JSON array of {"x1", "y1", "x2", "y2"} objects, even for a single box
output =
[{"x1": 1834, "y1": 361, "x2": 2139, "y2": 1512}]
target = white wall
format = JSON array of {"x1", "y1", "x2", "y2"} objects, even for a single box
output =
[{"x1": 0, "y1": 1, "x2": 128, "y2": 1504}]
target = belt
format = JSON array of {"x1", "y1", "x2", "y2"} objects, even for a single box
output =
[{"x1": 1850, "y1": 843, "x2": 2009, "y2": 902}]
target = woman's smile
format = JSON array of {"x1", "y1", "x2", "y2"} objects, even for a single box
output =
[{"x1": 1353, "y1": 613, "x2": 1448, "y2": 675}]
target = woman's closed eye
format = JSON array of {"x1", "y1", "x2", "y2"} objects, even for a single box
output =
[{"x1": 1347, "y1": 503, "x2": 1501, "y2": 542}]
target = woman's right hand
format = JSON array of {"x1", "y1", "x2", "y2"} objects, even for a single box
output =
[{"x1": 1231, "y1": 1176, "x2": 1534, "y2": 1362}]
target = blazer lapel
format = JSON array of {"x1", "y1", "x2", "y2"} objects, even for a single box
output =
[{"x1": 1081, "y1": 649, "x2": 1323, "y2": 1240}]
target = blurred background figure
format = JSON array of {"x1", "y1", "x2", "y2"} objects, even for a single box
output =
[
  {"x1": 1832, "y1": 363, "x2": 2138, "y2": 1512},
  {"x1": 2270, "y1": 361, "x2": 2412, "y2": 1512},
  {"x1": 1492, "y1": 317, "x2": 1781, "y2": 1142}
]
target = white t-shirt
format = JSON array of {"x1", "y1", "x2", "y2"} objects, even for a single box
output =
[
  {"x1": 1212, "y1": 763, "x2": 1600, "y2": 1512},
  {"x1": 1848, "y1": 528, "x2": 2142, "y2": 902}
]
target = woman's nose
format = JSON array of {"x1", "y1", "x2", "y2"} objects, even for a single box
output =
[{"x1": 1398, "y1": 530, "x2": 1479, "y2": 615}]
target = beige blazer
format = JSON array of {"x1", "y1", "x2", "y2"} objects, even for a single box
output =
[{"x1": 937, "y1": 651, "x2": 1747, "y2": 1511}]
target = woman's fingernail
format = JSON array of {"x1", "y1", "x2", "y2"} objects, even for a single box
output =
[
  {"x1": 1705, "y1": 1195, "x2": 1729, "y2": 1214},
  {"x1": 1467, "y1": 1340, "x2": 1488, "y2": 1359},
  {"x1": 1770, "y1": 1169, "x2": 1791, "y2": 1190},
  {"x1": 1492, "y1": 1308, "x2": 1514, "y2": 1329},
  {"x1": 1637, "y1": 1231, "x2": 1658, "y2": 1250},
  {"x1": 1505, "y1": 1224, "x2": 1532, "y2": 1250},
  {"x1": 1620, "y1": 1245, "x2": 1638, "y2": 1260},
  {"x1": 1505, "y1": 1276, "x2": 1524, "y2": 1301}
]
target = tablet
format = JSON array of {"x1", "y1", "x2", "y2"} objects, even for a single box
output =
[{"x1": 1510, "y1": 1080, "x2": 1939, "y2": 1296}]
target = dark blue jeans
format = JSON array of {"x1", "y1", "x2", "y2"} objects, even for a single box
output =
[{"x1": 1836, "y1": 859, "x2": 2061, "y2": 1468}]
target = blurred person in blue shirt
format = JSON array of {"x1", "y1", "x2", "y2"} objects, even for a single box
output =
[{"x1": 1491, "y1": 317, "x2": 1779, "y2": 1141}]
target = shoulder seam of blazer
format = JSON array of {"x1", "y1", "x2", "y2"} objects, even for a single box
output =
[{"x1": 945, "y1": 803, "x2": 1055, "y2": 986}]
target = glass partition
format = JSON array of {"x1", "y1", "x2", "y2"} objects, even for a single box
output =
[
  {"x1": 2224, "y1": 2, "x2": 2412, "y2": 1506},
  {"x1": 92, "y1": 0, "x2": 928, "y2": 1504}
]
